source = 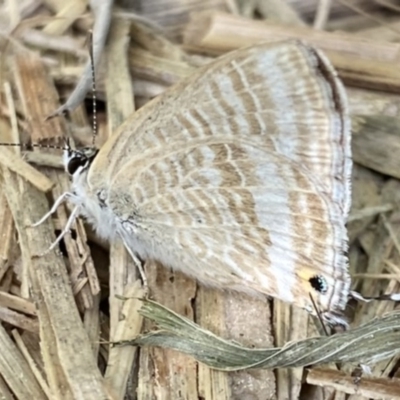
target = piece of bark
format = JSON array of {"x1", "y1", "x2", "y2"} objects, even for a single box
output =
[{"x1": 307, "y1": 369, "x2": 400, "y2": 399}]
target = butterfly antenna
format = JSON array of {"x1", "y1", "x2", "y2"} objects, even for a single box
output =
[
  {"x1": 88, "y1": 30, "x2": 97, "y2": 147},
  {"x1": 0, "y1": 142, "x2": 67, "y2": 150}
]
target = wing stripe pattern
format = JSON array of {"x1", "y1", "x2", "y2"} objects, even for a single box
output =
[{"x1": 88, "y1": 41, "x2": 351, "y2": 316}]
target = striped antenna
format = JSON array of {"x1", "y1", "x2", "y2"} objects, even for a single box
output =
[
  {"x1": 88, "y1": 30, "x2": 97, "y2": 146},
  {"x1": 0, "y1": 142, "x2": 67, "y2": 150}
]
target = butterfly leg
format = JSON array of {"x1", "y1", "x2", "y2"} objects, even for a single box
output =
[
  {"x1": 121, "y1": 237, "x2": 148, "y2": 296},
  {"x1": 32, "y1": 191, "x2": 75, "y2": 227},
  {"x1": 39, "y1": 205, "x2": 80, "y2": 256}
]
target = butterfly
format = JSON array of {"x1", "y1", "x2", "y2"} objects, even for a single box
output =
[{"x1": 45, "y1": 40, "x2": 352, "y2": 324}]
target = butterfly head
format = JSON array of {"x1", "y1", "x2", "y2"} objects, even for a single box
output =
[{"x1": 63, "y1": 140, "x2": 98, "y2": 177}]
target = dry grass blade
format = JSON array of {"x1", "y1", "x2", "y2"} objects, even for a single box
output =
[
  {"x1": 104, "y1": 281, "x2": 144, "y2": 399},
  {"x1": 274, "y1": 302, "x2": 308, "y2": 400},
  {"x1": 118, "y1": 300, "x2": 400, "y2": 370},
  {"x1": 0, "y1": 323, "x2": 46, "y2": 399},
  {"x1": 184, "y1": 13, "x2": 400, "y2": 92},
  {"x1": 13, "y1": 53, "x2": 66, "y2": 143},
  {"x1": 137, "y1": 261, "x2": 198, "y2": 398},
  {"x1": 238, "y1": 0, "x2": 306, "y2": 26},
  {"x1": 130, "y1": 20, "x2": 192, "y2": 62},
  {"x1": 22, "y1": 151, "x2": 64, "y2": 169},
  {"x1": 313, "y1": 0, "x2": 332, "y2": 29},
  {"x1": 325, "y1": 51, "x2": 400, "y2": 93},
  {"x1": 0, "y1": 193, "x2": 14, "y2": 283},
  {"x1": 0, "y1": 147, "x2": 54, "y2": 192},
  {"x1": 103, "y1": 16, "x2": 144, "y2": 400},
  {"x1": 182, "y1": 11, "x2": 400, "y2": 92},
  {"x1": 183, "y1": 11, "x2": 400, "y2": 60},
  {"x1": 42, "y1": 0, "x2": 88, "y2": 35},
  {"x1": 129, "y1": 0, "x2": 233, "y2": 40},
  {"x1": 306, "y1": 369, "x2": 400, "y2": 399},
  {"x1": 129, "y1": 46, "x2": 195, "y2": 86}
]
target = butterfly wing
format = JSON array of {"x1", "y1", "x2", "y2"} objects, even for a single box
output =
[{"x1": 88, "y1": 40, "x2": 351, "y2": 315}]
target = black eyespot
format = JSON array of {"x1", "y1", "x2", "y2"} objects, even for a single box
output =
[
  {"x1": 67, "y1": 157, "x2": 86, "y2": 175},
  {"x1": 309, "y1": 275, "x2": 328, "y2": 294}
]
